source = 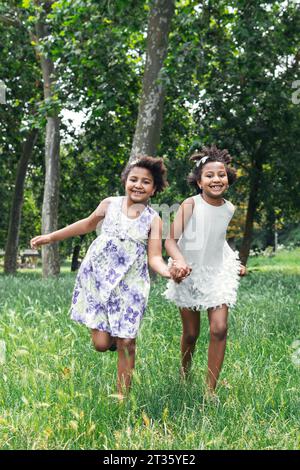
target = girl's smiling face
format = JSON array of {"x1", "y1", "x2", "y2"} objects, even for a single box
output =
[
  {"x1": 125, "y1": 166, "x2": 156, "y2": 204},
  {"x1": 197, "y1": 161, "x2": 229, "y2": 199}
]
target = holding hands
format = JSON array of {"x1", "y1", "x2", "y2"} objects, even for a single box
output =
[
  {"x1": 239, "y1": 264, "x2": 247, "y2": 276},
  {"x1": 169, "y1": 261, "x2": 245, "y2": 282},
  {"x1": 169, "y1": 260, "x2": 192, "y2": 284}
]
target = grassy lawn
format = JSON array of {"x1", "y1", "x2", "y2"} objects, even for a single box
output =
[{"x1": 0, "y1": 249, "x2": 299, "y2": 449}]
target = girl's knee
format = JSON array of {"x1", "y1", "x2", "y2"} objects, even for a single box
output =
[
  {"x1": 210, "y1": 323, "x2": 228, "y2": 341},
  {"x1": 183, "y1": 332, "x2": 199, "y2": 345},
  {"x1": 93, "y1": 340, "x2": 109, "y2": 352},
  {"x1": 91, "y1": 330, "x2": 112, "y2": 352},
  {"x1": 117, "y1": 338, "x2": 136, "y2": 355}
]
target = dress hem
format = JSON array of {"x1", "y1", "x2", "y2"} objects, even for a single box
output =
[
  {"x1": 162, "y1": 293, "x2": 236, "y2": 311},
  {"x1": 164, "y1": 249, "x2": 241, "y2": 311},
  {"x1": 70, "y1": 315, "x2": 139, "y2": 339}
]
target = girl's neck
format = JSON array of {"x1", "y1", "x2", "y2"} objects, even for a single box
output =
[
  {"x1": 123, "y1": 196, "x2": 149, "y2": 219},
  {"x1": 125, "y1": 195, "x2": 149, "y2": 208},
  {"x1": 201, "y1": 192, "x2": 225, "y2": 207}
]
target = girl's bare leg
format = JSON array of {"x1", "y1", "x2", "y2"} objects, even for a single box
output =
[
  {"x1": 180, "y1": 308, "x2": 200, "y2": 378},
  {"x1": 207, "y1": 304, "x2": 228, "y2": 391},
  {"x1": 116, "y1": 338, "x2": 136, "y2": 396},
  {"x1": 91, "y1": 330, "x2": 115, "y2": 352}
]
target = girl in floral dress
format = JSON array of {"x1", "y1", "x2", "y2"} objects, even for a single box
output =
[{"x1": 31, "y1": 156, "x2": 174, "y2": 398}]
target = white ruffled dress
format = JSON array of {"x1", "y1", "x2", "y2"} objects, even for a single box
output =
[{"x1": 164, "y1": 195, "x2": 241, "y2": 310}]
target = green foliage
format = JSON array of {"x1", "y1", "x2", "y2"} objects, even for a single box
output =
[
  {"x1": 0, "y1": 1, "x2": 44, "y2": 249},
  {"x1": 0, "y1": 0, "x2": 146, "y2": 250},
  {"x1": 279, "y1": 224, "x2": 300, "y2": 248},
  {"x1": 1, "y1": 0, "x2": 300, "y2": 255}
]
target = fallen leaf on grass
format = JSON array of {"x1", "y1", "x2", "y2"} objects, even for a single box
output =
[
  {"x1": 71, "y1": 409, "x2": 84, "y2": 420},
  {"x1": 69, "y1": 420, "x2": 78, "y2": 431},
  {"x1": 44, "y1": 428, "x2": 53, "y2": 438},
  {"x1": 142, "y1": 412, "x2": 150, "y2": 427},
  {"x1": 35, "y1": 402, "x2": 51, "y2": 409},
  {"x1": 15, "y1": 349, "x2": 30, "y2": 357},
  {"x1": 21, "y1": 396, "x2": 29, "y2": 405},
  {"x1": 35, "y1": 369, "x2": 47, "y2": 376},
  {"x1": 88, "y1": 423, "x2": 96, "y2": 434},
  {"x1": 220, "y1": 379, "x2": 232, "y2": 389},
  {"x1": 62, "y1": 367, "x2": 71, "y2": 378}
]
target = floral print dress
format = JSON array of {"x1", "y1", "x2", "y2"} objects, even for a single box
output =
[{"x1": 70, "y1": 197, "x2": 157, "y2": 338}]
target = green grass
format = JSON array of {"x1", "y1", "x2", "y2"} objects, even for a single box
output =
[
  {"x1": 0, "y1": 249, "x2": 299, "y2": 449},
  {"x1": 248, "y1": 247, "x2": 300, "y2": 274}
]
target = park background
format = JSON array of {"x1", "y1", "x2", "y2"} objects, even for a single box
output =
[{"x1": 0, "y1": 0, "x2": 300, "y2": 450}]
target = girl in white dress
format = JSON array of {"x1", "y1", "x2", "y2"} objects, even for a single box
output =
[{"x1": 165, "y1": 144, "x2": 246, "y2": 392}]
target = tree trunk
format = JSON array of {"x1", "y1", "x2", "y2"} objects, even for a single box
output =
[
  {"x1": 130, "y1": 0, "x2": 174, "y2": 159},
  {"x1": 71, "y1": 235, "x2": 85, "y2": 272},
  {"x1": 4, "y1": 129, "x2": 38, "y2": 274},
  {"x1": 265, "y1": 210, "x2": 276, "y2": 249},
  {"x1": 36, "y1": 7, "x2": 60, "y2": 277},
  {"x1": 41, "y1": 116, "x2": 60, "y2": 277},
  {"x1": 239, "y1": 162, "x2": 262, "y2": 265}
]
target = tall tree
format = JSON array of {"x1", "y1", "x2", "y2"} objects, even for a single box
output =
[
  {"x1": 34, "y1": 0, "x2": 60, "y2": 276},
  {"x1": 130, "y1": 0, "x2": 174, "y2": 159},
  {"x1": 0, "y1": 3, "x2": 42, "y2": 273},
  {"x1": 4, "y1": 128, "x2": 39, "y2": 272},
  {"x1": 167, "y1": 0, "x2": 300, "y2": 264}
]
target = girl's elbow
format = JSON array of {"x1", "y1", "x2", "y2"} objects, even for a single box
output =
[
  {"x1": 148, "y1": 256, "x2": 156, "y2": 269},
  {"x1": 85, "y1": 218, "x2": 97, "y2": 233},
  {"x1": 164, "y1": 238, "x2": 174, "y2": 253},
  {"x1": 148, "y1": 255, "x2": 160, "y2": 269}
]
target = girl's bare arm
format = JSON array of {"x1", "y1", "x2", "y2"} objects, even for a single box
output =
[
  {"x1": 165, "y1": 197, "x2": 194, "y2": 265},
  {"x1": 147, "y1": 216, "x2": 171, "y2": 278},
  {"x1": 30, "y1": 197, "x2": 111, "y2": 249}
]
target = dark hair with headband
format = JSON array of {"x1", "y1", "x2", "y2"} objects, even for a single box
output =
[
  {"x1": 187, "y1": 144, "x2": 237, "y2": 193},
  {"x1": 121, "y1": 155, "x2": 168, "y2": 196}
]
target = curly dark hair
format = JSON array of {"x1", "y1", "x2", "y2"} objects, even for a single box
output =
[
  {"x1": 187, "y1": 143, "x2": 237, "y2": 193},
  {"x1": 121, "y1": 155, "x2": 168, "y2": 196}
]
